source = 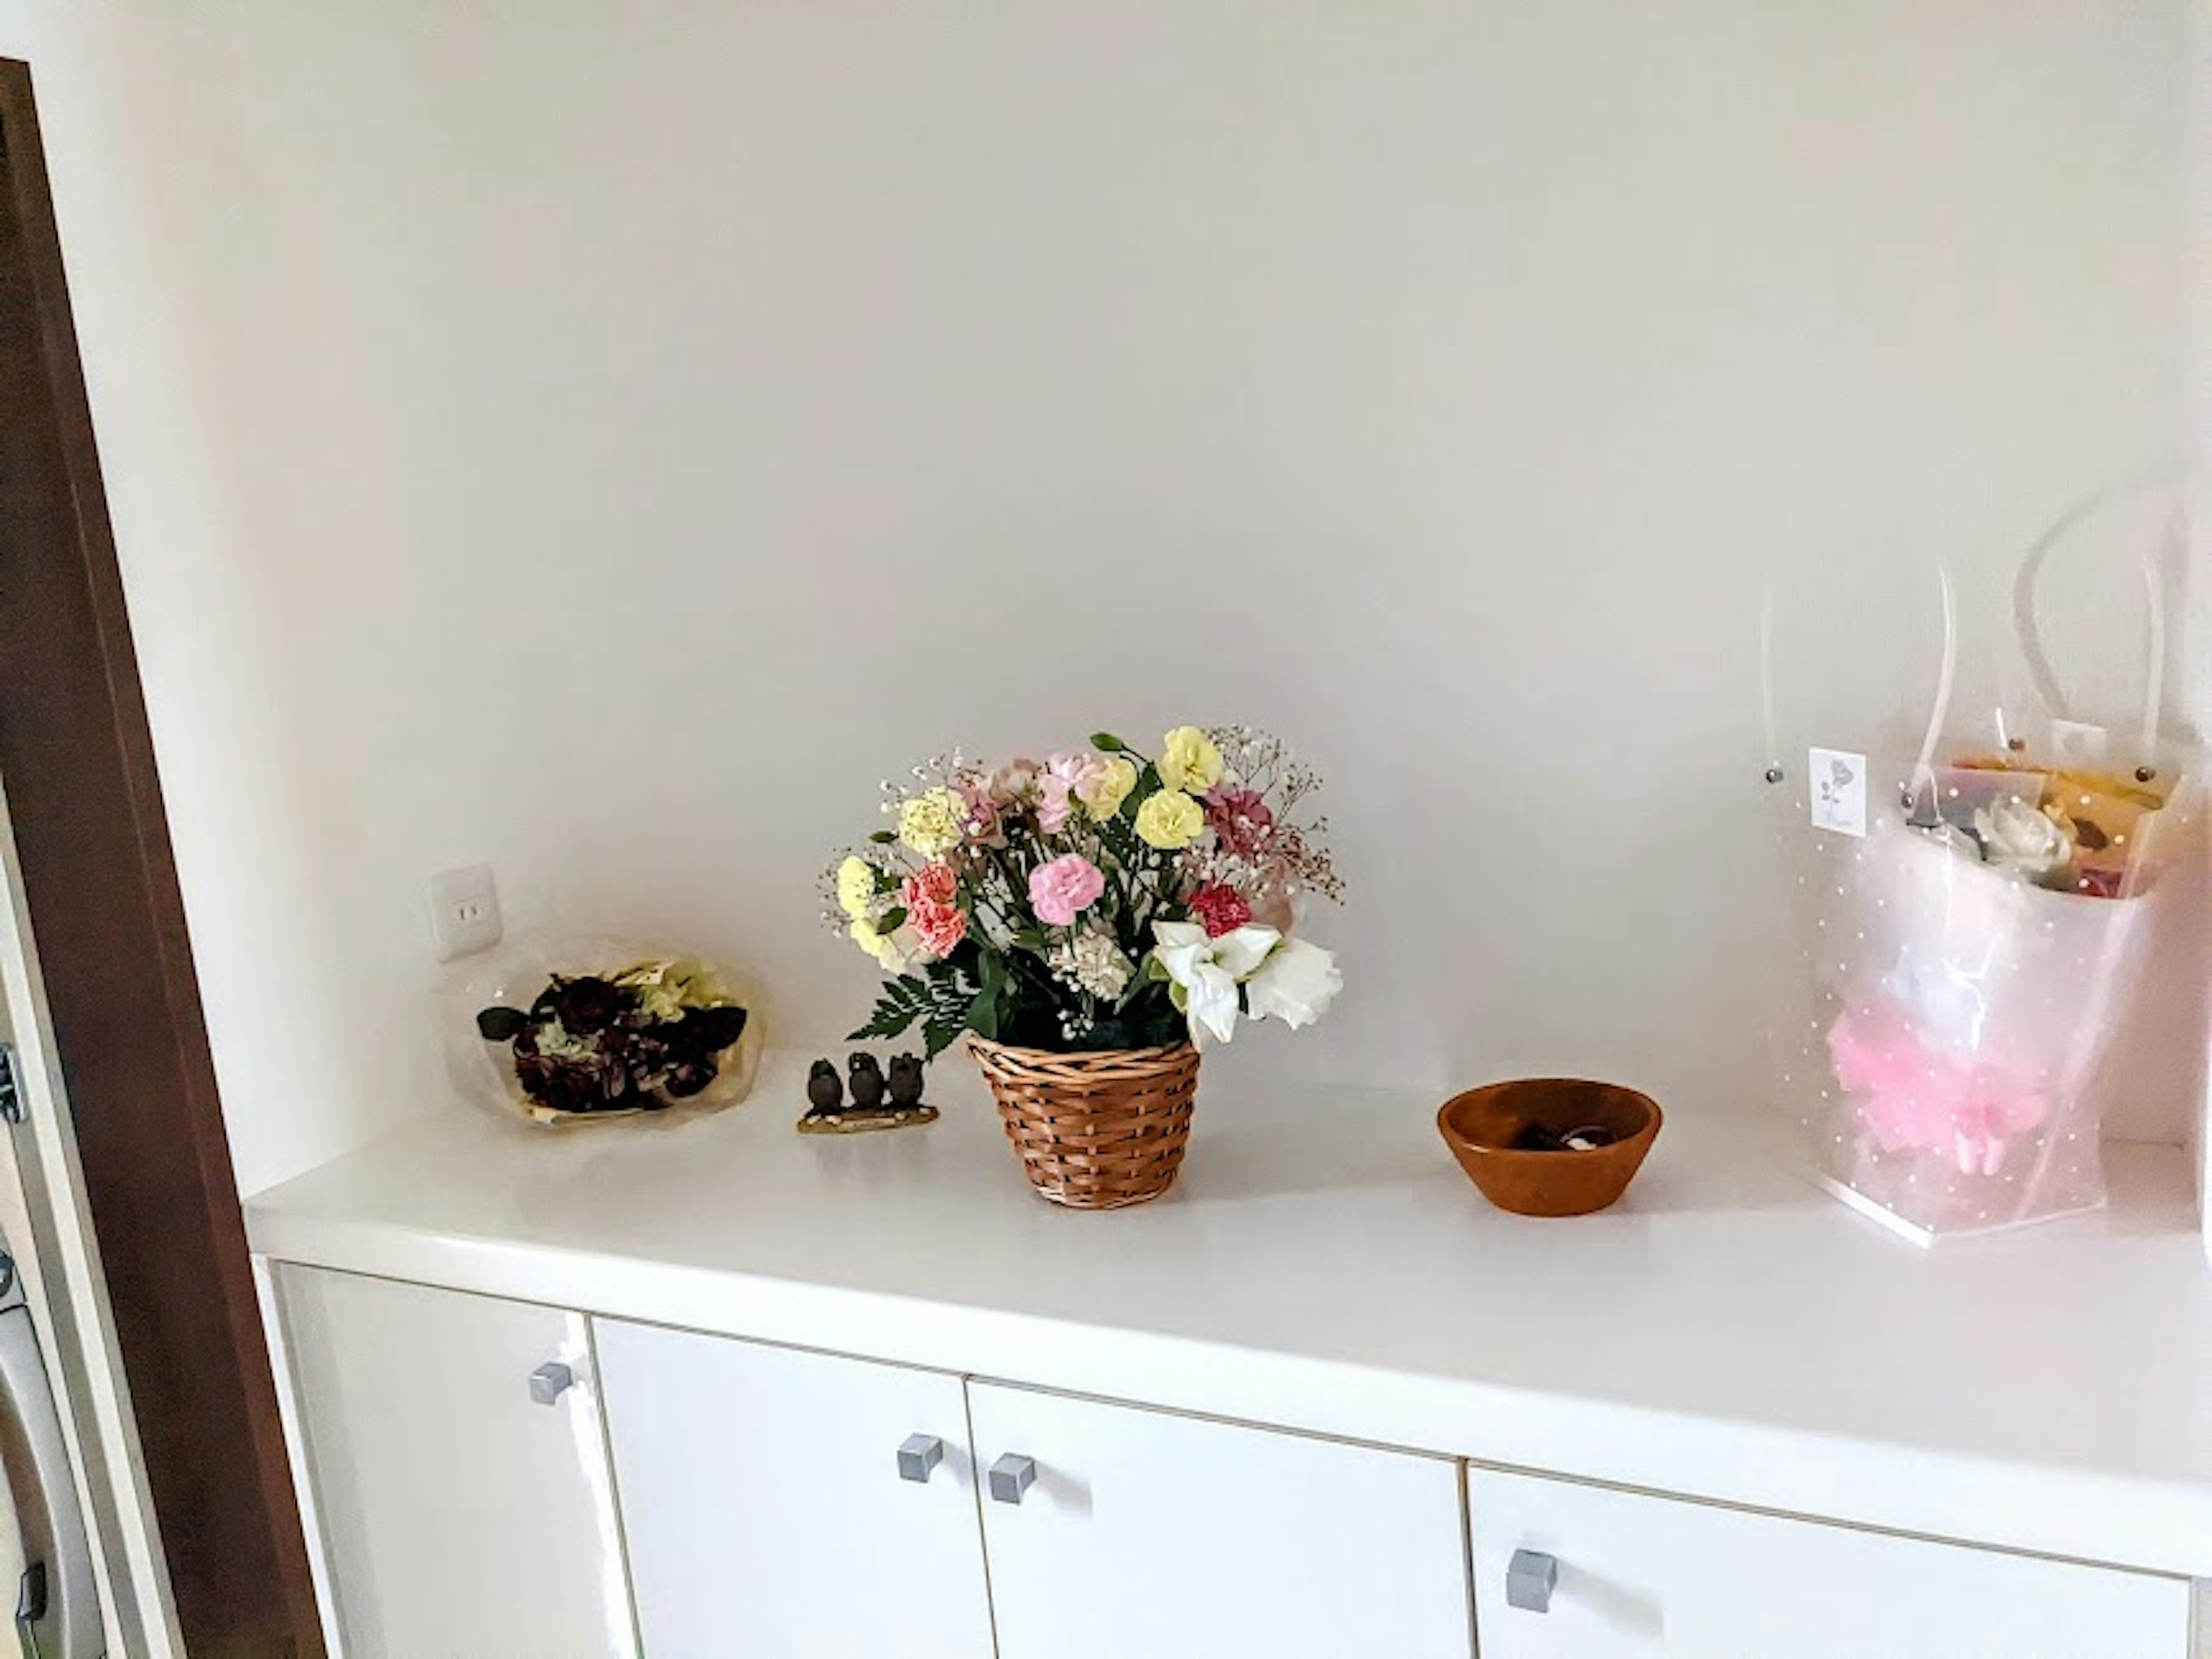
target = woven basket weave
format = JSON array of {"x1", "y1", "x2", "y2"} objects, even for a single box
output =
[{"x1": 968, "y1": 1037, "x2": 1200, "y2": 1209}]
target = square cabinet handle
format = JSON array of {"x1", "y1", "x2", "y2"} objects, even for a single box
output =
[
  {"x1": 897, "y1": 1434, "x2": 945, "y2": 1483},
  {"x1": 1507, "y1": 1549, "x2": 1559, "y2": 1613},
  {"x1": 987, "y1": 1453, "x2": 1037, "y2": 1505}
]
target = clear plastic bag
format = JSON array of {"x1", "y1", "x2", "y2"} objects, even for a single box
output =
[
  {"x1": 1763, "y1": 484, "x2": 2198, "y2": 1242},
  {"x1": 441, "y1": 934, "x2": 764, "y2": 1128}
]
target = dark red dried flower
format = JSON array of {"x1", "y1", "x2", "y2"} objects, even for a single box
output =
[
  {"x1": 1190, "y1": 884, "x2": 1253, "y2": 938},
  {"x1": 1204, "y1": 786, "x2": 1275, "y2": 858}
]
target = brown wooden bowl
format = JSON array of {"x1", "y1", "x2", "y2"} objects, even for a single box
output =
[{"x1": 1437, "y1": 1079, "x2": 1662, "y2": 1217}]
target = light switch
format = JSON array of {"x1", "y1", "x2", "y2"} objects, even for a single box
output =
[{"x1": 427, "y1": 864, "x2": 503, "y2": 961}]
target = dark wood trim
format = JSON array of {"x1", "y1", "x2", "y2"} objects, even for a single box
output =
[{"x1": 0, "y1": 59, "x2": 321, "y2": 1657}]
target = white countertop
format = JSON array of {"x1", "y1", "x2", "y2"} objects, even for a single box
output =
[{"x1": 247, "y1": 1052, "x2": 2212, "y2": 1578}]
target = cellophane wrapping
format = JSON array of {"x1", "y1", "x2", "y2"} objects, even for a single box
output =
[
  {"x1": 442, "y1": 934, "x2": 763, "y2": 1128},
  {"x1": 1771, "y1": 751, "x2": 2192, "y2": 1242}
]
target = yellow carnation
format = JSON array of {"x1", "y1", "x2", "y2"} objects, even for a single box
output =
[
  {"x1": 1158, "y1": 726, "x2": 1224, "y2": 793},
  {"x1": 835, "y1": 855, "x2": 876, "y2": 919},
  {"x1": 849, "y1": 916, "x2": 907, "y2": 971},
  {"x1": 1135, "y1": 789, "x2": 1205, "y2": 849},
  {"x1": 898, "y1": 787, "x2": 963, "y2": 857},
  {"x1": 1081, "y1": 755, "x2": 1139, "y2": 820}
]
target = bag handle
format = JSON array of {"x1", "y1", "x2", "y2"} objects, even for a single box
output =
[
  {"x1": 1758, "y1": 560, "x2": 1956, "y2": 805},
  {"x1": 2007, "y1": 473, "x2": 2183, "y2": 763},
  {"x1": 1761, "y1": 472, "x2": 2185, "y2": 794}
]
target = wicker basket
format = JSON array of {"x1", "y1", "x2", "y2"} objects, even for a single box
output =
[{"x1": 968, "y1": 1037, "x2": 1201, "y2": 1209}]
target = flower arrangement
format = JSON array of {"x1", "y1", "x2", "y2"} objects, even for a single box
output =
[
  {"x1": 824, "y1": 726, "x2": 1343, "y2": 1059},
  {"x1": 1902, "y1": 756, "x2": 2171, "y2": 900},
  {"x1": 475, "y1": 959, "x2": 751, "y2": 1118}
]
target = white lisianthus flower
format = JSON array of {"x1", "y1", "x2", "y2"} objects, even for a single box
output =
[
  {"x1": 1244, "y1": 937, "x2": 1342, "y2": 1030},
  {"x1": 1974, "y1": 796, "x2": 2074, "y2": 882},
  {"x1": 1151, "y1": 920, "x2": 1279, "y2": 1045}
]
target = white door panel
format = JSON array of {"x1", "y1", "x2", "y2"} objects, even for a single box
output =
[
  {"x1": 276, "y1": 1266, "x2": 633, "y2": 1659},
  {"x1": 595, "y1": 1318, "x2": 993, "y2": 1658},
  {"x1": 1469, "y1": 1467, "x2": 2189, "y2": 1658},
  {"x1": 969, "y1": 1381, "x2": 1471, "y2": 1659}
]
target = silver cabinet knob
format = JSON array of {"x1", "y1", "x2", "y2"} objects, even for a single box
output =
[
  {"x1": 1507, "y1": 1549, "x2": 1559, "y2": 1613},
  {"x1": 987, "y1": 1453, "x2": 1037, "y2": 1505},
  {"x1": 897, "y1": 1434, "x2": 945, "y2": 1483},
  {"x1": 528, "y1": 1362, "x2": 575, "y2": 1406}
]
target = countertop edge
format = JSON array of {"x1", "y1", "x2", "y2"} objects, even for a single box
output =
[{"x1": 245, "y1": 1199, "x2": 2212, "y2": 1581}]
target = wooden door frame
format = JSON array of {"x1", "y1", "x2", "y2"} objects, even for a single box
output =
[{"x1": 0, "y1": 58, "x2": 321, "y2": 1656}]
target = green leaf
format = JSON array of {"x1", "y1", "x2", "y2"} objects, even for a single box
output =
[
  {"x1": 1085, "y1": 1014, "x2": 1132, "y2": 1049},
  {"x1": 923, "y1": 1003, "x2": 971, "y2": 1059},
  {"x1": 1126, "y1": 764, "x2": 1163, "y2": 817},
  {"x1": 848, "y1": 976, "x2": 930, "y2": 1043},
  {"x1": 876, "y1": 906, "x2": 908, "y2": 934},
  {"x1": 475, "y1": 1006, "x2": 528, "y2": 1042},
  {"x1": 968, "y1": 953, "x2": 1007, "y2": 1037},
  {"x1": 1090, "y1": 732, "x2": 1127, "y2": 752},
  {"x1": 868, "y1": 830, "x2": 897, "y2": 844},
  {"x1": 964, "y1": 983, "x2": 1002, "y2": 1040}
]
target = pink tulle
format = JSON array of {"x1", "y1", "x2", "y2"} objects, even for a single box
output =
[{"x1": 1827, "y1": 1003, "x2": 2049, "y2": 1177}]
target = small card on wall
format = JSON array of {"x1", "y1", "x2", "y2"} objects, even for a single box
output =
[{"x1": 1808, "y1": 747, "x2": 1866, "y2": 838}]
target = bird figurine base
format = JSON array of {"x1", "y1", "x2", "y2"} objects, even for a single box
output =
[
  {"x1": 796, "y1": 1103, "x2": 938, "y2": 1136},
  {"x1": 798, "y1": 1052, "x2": 938, "y2": 1135}
]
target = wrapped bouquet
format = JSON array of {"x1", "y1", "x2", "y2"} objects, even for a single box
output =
[{"x1": 473, "y1": 955, "x2": 752, "y2": 1124}]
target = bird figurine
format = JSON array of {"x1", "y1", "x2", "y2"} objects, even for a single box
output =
[
  {"x1": 887, "y1": 1054, "x2": 927, "y2": 1110},
  {"x1": 848, "y1": 1052, "x2": 888, "y2": 1113},
  {"x1": 797, "y1": 1050, "x2": 937, "y2": 1135}
]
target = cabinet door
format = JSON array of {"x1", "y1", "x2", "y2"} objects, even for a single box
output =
[
  {"x1": 275, "y1": 1266, "x2": 634, "y2": 1659},
  {"x1": 594, "y1": 1319, "x2": 993, "y2": 1658},
  {"x1": 1469, "y1": 1468, "x2": 2190, "y2": 1658},
  {"x1": 968, "y1": 1382, "x2": 1471, "y2": 1659}
]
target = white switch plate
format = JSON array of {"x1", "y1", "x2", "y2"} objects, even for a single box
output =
[{"x1": 427, "y1": 864, "x2": 503, "y2": 961}]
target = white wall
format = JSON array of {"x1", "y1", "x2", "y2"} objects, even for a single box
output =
[{"x1": 0, "y1": 2, "x2": 2196, "y2": 1195}]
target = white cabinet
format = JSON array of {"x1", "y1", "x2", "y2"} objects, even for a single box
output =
[
  {"x1": 968, "y1": 1381, "x2": 1471, "y2": 1659},
  {"x1": 1468, "y1": 1468, "x2": 2191, "y2": 1658},
  {"x1": 594, "y1": 1319, "x2": 993, "y2": 1658},
  {"x1": 268, "y1": 1263, "x2": 2199, "y2": 1659},
  {"x1": 274, "y1": 1266, "x2": 635, "y2": 1659}
]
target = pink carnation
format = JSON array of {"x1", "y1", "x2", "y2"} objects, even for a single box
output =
[
  {"x1": 909, "y1": 898, "x2": 968, "y2": 959},
  {"x1": 1205, "y1": 786, "x2": 1275, "y2": 857},
  {"x1": 1029, "y1": 853, "x2": 1106, "y2": 927},
  {"x1": 1037, "y1": 751, "x2": 1092, "y2": 834},
  {"x1": 1037, "y1": 777, "x2": 1074, "y2": 834},
  {"x1": 902, "y1": 862, "x2": 959, "y2": 908},
  {"x1": 1190, "y1": 884, "x2": 1253, "y2": 938}
]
